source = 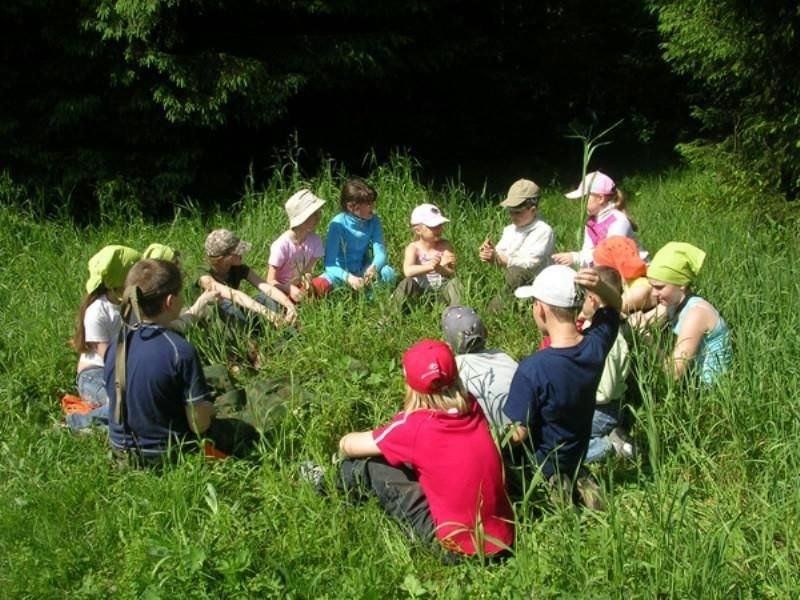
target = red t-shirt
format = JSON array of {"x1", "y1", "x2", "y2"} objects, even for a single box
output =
[{"x1": 372, "y1": 401, "x2": 514, "y2": 555}]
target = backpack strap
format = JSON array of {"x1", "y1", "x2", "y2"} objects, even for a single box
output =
[{"x1": 112, "y1": 285, "x2": 144, "y2": 426}]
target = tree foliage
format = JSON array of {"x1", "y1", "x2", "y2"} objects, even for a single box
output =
[
  {"x1": 650, "y1": 1, "x2": 800, "y2": 196},
  {"x1": 0, "y1": 0, "x2": 683, "y2": 211}
]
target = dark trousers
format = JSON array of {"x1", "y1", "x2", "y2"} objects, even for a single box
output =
[{"x1": 339, "y1": 457, "x2": 435, "y2": 544}]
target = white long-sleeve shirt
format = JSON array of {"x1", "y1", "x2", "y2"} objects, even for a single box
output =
[{"x1": 496, "y1": 218, "x2": 555, "y2": 270}]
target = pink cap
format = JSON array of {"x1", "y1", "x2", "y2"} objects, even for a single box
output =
[
  {"x1": 410, "y1": 203, "x2": 449, "y2": 228},
  {"x1": 402, "y1": 339, "x2": 458, "y2": 394},
  {"x1": 565, "y1": 171, "x2": 616, "y2": 199}
]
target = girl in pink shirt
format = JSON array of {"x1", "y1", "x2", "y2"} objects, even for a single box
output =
[{"x1": 266, "y1": 189, "x2": 328, "y2": 302}]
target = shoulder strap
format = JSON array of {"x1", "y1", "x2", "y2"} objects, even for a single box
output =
[{"x1": 112, "y1": 285, "x2": 144, "y2": 426}]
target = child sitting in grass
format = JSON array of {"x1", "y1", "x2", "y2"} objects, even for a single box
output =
[
  {"x1": 337, "y1": 339, "x2": 514, "y2": 559},
  {"x1": 647, "y1": 242, "x2": 732, "y2": 385},
  {"x1": 266, "y1": 189, "x2": 328, "y2": 302},
  {"x1": 392, "y1": 203, "x2": 461, "y2": 310},
  {"x1": 441, "y1": 305, "x2": 517, "y2": 435},
  {"x1": 552, "y1": 171, "x2": 646, "y2": 268},
  {"x1": 197, "y1": 228, "x2": 297, "y2": 328},
  {"x1": 106, "y1": 259, "x2": 258, "y2": 466},
  {"x1": 67, "y1": 244, "x2": 141, "y2": 432},
  {"x1": 318, "y1": 178, "x2": 396, "y2": 294},
  {"x1": 579, "y1": 266, "x2": 636, "y2": 463},
  {"x1": 504, "y1": 265, "x2": 621, "y2": 508},
  {"x1": 479, "y1": 178, "x2": 554, "y2": 291}
]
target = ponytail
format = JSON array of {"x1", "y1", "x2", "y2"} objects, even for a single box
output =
[{"x1": 612, "y1": 189, "x2": 638, "y2": 232}]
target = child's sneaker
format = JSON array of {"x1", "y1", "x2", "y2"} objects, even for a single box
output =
[
  {"x1": 298, "y1": 460, "x2": 326, "y2": 496},
  {"x1": 609, "y1": 427, "x2": 637, "y2": 460}
]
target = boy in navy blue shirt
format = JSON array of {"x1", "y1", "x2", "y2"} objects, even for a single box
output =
[{"x1": 503, "y1": 265, "x2": 621, "y2": 507}]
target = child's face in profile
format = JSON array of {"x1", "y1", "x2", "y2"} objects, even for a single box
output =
[
  {"x1": 348, "y1": 200, "x2": 375, "y2": 220},
  {"x1": 587, "y1": 193, "x2": 610, "y2": 216},
  {"x1": 649, "y1": 279, "x2": 685, "y2": 307}
]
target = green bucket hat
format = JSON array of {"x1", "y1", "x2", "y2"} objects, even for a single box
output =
[{"x1": 85, "y1": 245, "x2": 142, "y2": 294}]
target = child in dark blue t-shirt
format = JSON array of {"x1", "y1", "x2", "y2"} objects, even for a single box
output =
[
  {"x1": 107, "y1": 259, "x2": 257, "y2": 465},
  {"x1": 503, "y1": 265, "x2": 621, "y2": 507}
]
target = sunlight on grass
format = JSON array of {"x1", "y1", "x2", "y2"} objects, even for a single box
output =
[{"x1": 0, "y1": 158, "x2": 798, "y2": 596}]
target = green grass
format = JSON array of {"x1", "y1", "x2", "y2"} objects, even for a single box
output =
[{"x1": 1, "y1": 157, "x2": 799, "y2": 597}]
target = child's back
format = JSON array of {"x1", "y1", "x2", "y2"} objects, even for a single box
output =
[
  {"x1": 503, "y1": 265, "x2": 621, "y2": 479},
  {"x1": 504, "y1": 312, "x2": 617, "y2": 476},
  {"x1": 374, "y1": 397, "x2": 512, "y2": 554}
]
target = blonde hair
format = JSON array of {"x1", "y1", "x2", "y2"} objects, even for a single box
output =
[{"x1": 403, "y1": 381, "x2": 470, "y2": 415}]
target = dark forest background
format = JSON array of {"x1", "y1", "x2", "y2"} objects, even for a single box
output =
[{"x1": 1, "y1": 0, "x2": 798, "y2": 215}]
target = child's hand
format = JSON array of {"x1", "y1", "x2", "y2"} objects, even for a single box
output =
[
  {"x1": 440, "y1": 250, "x2": 456, "y2": 268},
  {"x1": 574, "y1": 267, "x2": 600, "y2": 290},
  {"x1": 479, "y1": 238, "x2": 494, "y2": 262},
  {"x1": 283, "y1": 305, "x2": 298, "y2": 326},
  {"x1": 427, "y1": 252, "x2": 443, "y2": 272},
  {"x1": 289, "y1": 284, "x2": 306, "y2": 303},
  {"x1": 363, "y1": 265, "x2": 377, "y2": 286},
  {"x1": 552, "y1": 252, "x2": 574, "y2": 266},
  {"x1": 347, "y1": 274, "x2": 365, "y2": 290}
]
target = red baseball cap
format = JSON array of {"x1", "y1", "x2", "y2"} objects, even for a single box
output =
[{"x1": 402, "y1": 339, "x2": 458, "y2": 394}]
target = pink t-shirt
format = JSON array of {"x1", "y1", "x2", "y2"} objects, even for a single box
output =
[
  {"x1": 268, "y1": 231, "x2": 324, "y2": 285},
  {"x1": 373, "y1": 401, "x2": 514, "y2": 555}
]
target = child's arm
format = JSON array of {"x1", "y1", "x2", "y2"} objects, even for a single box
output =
[
  {"x1": 668, "y1": 304, "x2": 714, "y2": 380},
  {"x1": 368, "y1": 217, "x2": 388, "y2": 271},
  {"x1": 436, "y1": 241, "x2": 457, "y2": 277},
  {"x1": 622, "y1": 283, "x2": 654, "y2": 314},
  {"x1": 551, "y1": 251, "x2": 577, "y2": 266},
  {"x1": 247, "y1": 269, "x2": 298, "y2": 320},
  {"x1": 339, "y1": 430, "x2": 381, "y2": 458},
  {"x1": 199, "y1": 275, "x2": 292, "y2": 326},
  {"x1": 169, "y1": 289, "x2": 220, "y2": 332},
  {"x1": 401, "y1": 243, "x2": 435, "y2": 278},
  {"x1": 266, "y1": 264, "x2": 304, "y2": 302},
  {"x1": 323, "y1": 221, "x2": 351, "y2": 286},
  {"x1": 185, "y1": 400, "x2": 216, "y2": 434},
  {"x1": 575, "y1": 268, "x2": 622, "y2": 313}
]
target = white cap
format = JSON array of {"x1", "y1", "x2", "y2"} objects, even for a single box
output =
[
  {"x1": 285, "y1": 189, "x2": 326, "y2": 228},
  {"x1": 514, "y1": 265, "x2": 583, "y2": 308},
  {"x1": 410, "y1": 203, "x2": 449, "y2": 227},
  {"x1": 565, "y1": 171, "x2": 616, "y2": 199}
]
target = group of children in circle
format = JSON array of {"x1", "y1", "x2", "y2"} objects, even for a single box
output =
[{"x1": 67, "y1": 172, "x2": 733, "y2": 560}]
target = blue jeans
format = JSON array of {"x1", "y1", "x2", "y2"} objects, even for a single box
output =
[
  {"x1": 585, "y1": 403, "x2": 620, "y2": 463},
  {"x1": 66, "y1": 366, "x2": 109, "y2": 431}
]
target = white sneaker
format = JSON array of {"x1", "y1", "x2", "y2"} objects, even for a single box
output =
[{"x1": 609, "y1": 427, "x2": 637, "y2": 460}]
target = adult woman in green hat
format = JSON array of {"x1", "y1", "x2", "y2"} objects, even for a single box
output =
[
  {"x1": 647, "y1": 242, "x2": 732, "y2": 385},
  {"x1": 68, "y1": 245, "x2": 141, "y2": 430}
]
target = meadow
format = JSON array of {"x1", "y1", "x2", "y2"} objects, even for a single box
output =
[{"x1": 1, "y1": 156, "x2": 799, "y2": 598}]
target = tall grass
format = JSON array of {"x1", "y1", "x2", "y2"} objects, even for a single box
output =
[{"x1": 0, "y1": 158, "x2": 798, "y2": 597}]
